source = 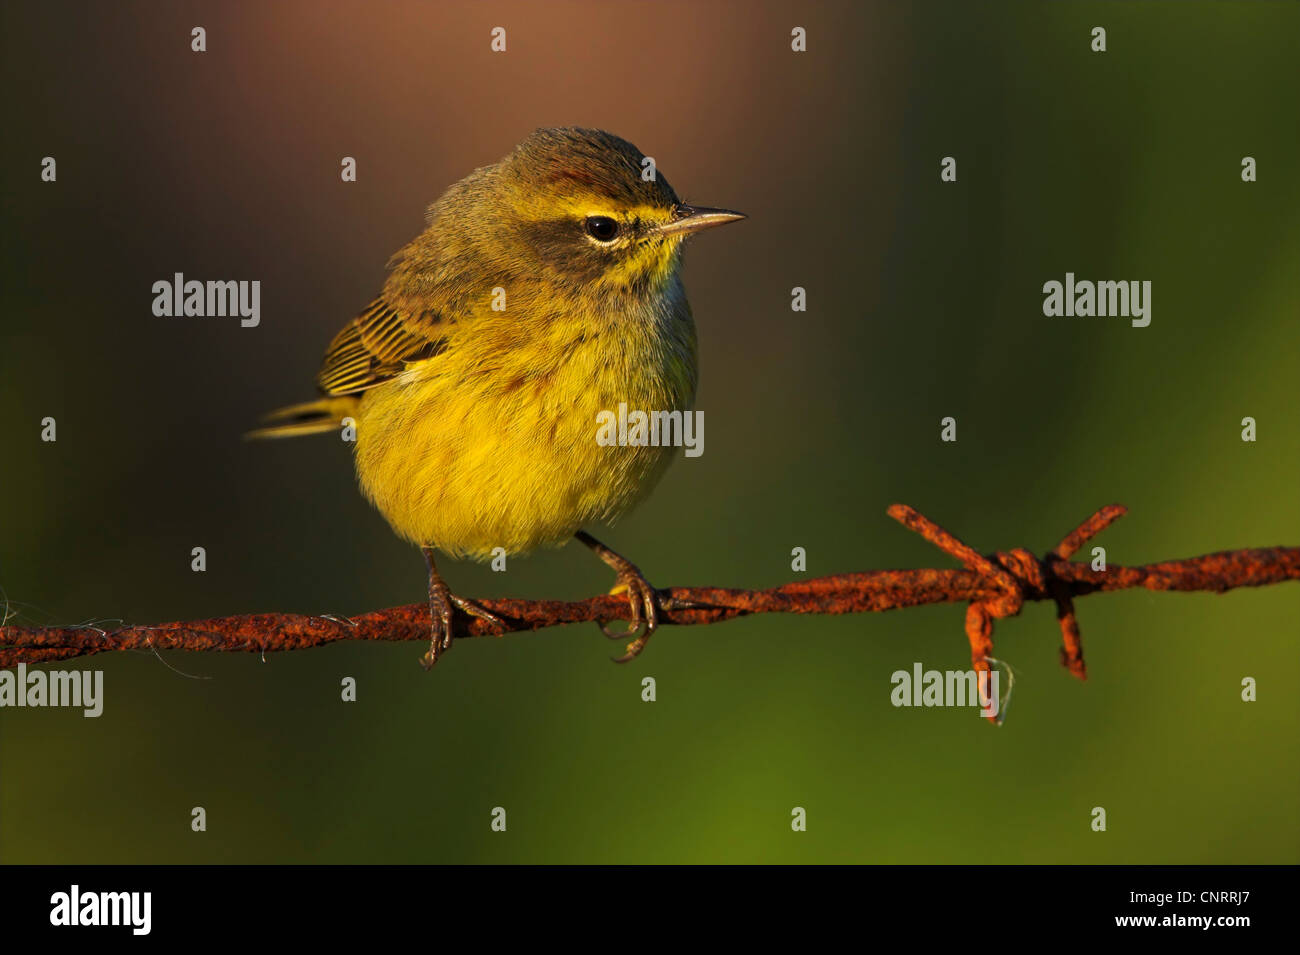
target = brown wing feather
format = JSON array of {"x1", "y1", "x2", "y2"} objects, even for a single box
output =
[{"x1": 316, "y1": 299, "x2": 446, "y2": 396}]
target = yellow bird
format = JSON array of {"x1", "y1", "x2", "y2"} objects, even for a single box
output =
[{"x1": 250, "y1": 128, "x2": 744, "y2": 667}]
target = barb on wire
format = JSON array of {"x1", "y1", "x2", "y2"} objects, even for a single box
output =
[{"x1": 3, "y1": 504, "x2": 1298, "y2": 719}]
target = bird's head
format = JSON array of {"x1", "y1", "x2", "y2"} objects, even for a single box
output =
[{"x1": 420, "y1": 128, "x2": 744, "y2": 305}]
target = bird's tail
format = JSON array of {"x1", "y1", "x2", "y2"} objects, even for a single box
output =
[{"x1": 245, "y1": 396, "x2": 359, "y2": 440}]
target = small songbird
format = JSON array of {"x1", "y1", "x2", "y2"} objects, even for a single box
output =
[{"x1": 250, "y1": 128, "x2": 744, "y2": 668}]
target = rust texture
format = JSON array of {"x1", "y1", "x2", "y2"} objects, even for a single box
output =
[{"x1": 3, "y1": 504, "x2": 1297, "y2": 684}]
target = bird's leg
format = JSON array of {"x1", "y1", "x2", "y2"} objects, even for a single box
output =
[
  {"x1": 419, "y1": 547, "x2": 505, "y2": 670},
  {"x1": 421, "y1": 548, "x2": 453, "y2": 670},
  {"x1": 574, "y1": 531, "x2": 659, "y2": 663}
]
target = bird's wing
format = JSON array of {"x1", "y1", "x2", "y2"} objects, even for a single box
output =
[{"x1": 316, "y1": 297, "x2": 447, "y2": 396}]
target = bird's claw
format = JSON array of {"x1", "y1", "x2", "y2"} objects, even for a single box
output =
[
  {"x1": 451, "y1": 594, "x2": 505, "y2": 632},
  {"x1": 420, "y1": 583, "x2": 454, "y2": 670},
  {"x1": 596, "y1": 570, "x2": 659, "y2": 662},
  {"x1": 421, "y1": 588, "x2": 504, "y2": 670}
]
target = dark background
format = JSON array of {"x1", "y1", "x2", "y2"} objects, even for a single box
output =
[{"x1": 2, "y1": 0, "x2": 1297, "y2": 862}]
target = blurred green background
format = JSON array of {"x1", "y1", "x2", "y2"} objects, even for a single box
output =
[{"x1": 2, "y1": 0, "x2": 1297, "y2": 863}]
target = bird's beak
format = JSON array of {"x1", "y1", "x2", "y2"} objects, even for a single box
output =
[{"x1": 655, "y1": 205, "x2": 747, "y2": 238}]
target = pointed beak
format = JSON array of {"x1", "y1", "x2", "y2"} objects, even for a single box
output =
[{"x1": 655, "y1": 204, "x2": 747, "y2": 238}]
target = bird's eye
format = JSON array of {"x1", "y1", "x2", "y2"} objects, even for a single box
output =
[{"x1": 584, "y1": 216, "x2": 619, "y2": 242}]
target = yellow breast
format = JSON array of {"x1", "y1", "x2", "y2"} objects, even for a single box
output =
[{"x1": 352, "y1": 283, "x2": 697, "y2": 559}]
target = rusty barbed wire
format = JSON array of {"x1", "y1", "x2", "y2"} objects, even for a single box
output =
[{"x1": 3, "y1": 505, "x2": 1297, "y2": 693}]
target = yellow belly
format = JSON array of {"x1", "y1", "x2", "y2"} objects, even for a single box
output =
[{"x1": 352, "y1": 295, "x2": 697, "y2": 559}]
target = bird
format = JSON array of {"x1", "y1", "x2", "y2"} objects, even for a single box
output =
[{"x1": 249, "y1": 127, "x2": 744, "y2": 668}]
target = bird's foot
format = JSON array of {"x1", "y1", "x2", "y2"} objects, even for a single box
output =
[
  {"x1": 573, "y1": 532, "x2": 661, "y2": 663},
  {"x1": 599, "y1": 565, "x2": 660, "y2": 663},
  {"x1": 419, "y1": 565, "x2": 505, "y2": 671}
]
